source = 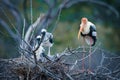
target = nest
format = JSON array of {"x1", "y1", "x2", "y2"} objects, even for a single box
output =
[{"x1": 0, "y1": 47, "x2": 120, "y2": 80}]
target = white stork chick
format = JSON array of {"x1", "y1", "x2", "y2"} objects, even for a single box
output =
[
  {"x1": 78, "y1": 17, "x2": 97, "y2": 72},
  {"x1": 34, "y1": 35, "x2": 45, "y2": 62},
  {"x1": 35, "y1": 29, "x2": 54, "y2": 60},
  {"x1": 41, "y1": 29, "x2": 53, "y2": 58}
]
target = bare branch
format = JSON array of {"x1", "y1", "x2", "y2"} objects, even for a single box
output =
[
  {"x1": 60, "y1": 0, "x2": 119, "y2": 18},
  {"x1": 24, "y1": 14, "x2": 45, "y2": 42},
  {"x1": 0, "y1": 19, "x2": 19, "y2": 41}
]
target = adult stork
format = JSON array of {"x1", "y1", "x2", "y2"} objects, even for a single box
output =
[{"x1": 78, "y1": 17, "x2": 97, "y2": 72}]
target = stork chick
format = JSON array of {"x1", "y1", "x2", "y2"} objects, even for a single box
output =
[
  {"x1": 41, "y1": 29, "x2": 53, "y2": 58},
  {"x1": 35, "y1": 29, "x2": 54, "y2": 61},
  {"x1": 78, "y1": 17, "x2": 97, "y2": 72},
  {"x1": 34, "y1": 33, "x2": 45, "y2": 62}
]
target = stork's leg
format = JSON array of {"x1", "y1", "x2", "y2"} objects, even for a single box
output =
[
  {"x1": 48, "y1": 47, "x2": 51, "y2": 57},
  {"x1": 81, "y1": 37, "x2": 86, "y2": 72},
  {"x1": 82, "y1": 37, "x2": 86, "y2": 52},
  {"x1": 88, "y1": 37, "x2": 92, "y2": 74},
  {"x1": 82, "y1": 51, "x2": 85, "y2": 72},
  {"x1": 20, "y1": 51, "x2": 23, "y2": 60},
  {"x1": 88, "y1": 45, "x2": 91, "y2": 71}
]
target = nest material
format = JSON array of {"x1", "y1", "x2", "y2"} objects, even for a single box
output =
[{"x1": 0, "y1": 47, "x2": 120, "y2": 80}]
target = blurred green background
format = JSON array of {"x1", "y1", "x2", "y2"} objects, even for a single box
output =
[{"x1": 0, "y1": 0, "x2": 120, "y2": 58}]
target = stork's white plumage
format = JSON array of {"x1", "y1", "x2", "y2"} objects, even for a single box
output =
[
  {"x1": 41, "y1": 30, "x2": 53, "y2": 58},
  {"x1": 78, "y1": 18, "x2": 97, "y2": 46},
  {"x1": 35, "y1": 29, "x2": 54, "y2": 61},
  {"x1": 33, "y1": 35, "x2": 45, "y2": 61},
  {"x1": 78, "y1": 17, "x2": 97, "y2": 73},
  {"x1": 35, "y1": 45, "x2": 45, "y2": 61}
]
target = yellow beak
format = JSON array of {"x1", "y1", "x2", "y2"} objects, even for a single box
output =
[
  {"x1": 78, "y1": 29, "x2": 81, "y2": 39},
  {"x1": 78, "y1": 26, "x2": 84, "y2": 39}
]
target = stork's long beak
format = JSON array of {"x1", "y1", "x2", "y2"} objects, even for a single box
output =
[
  {"x1": 78, "y1": 29, "x2": 81, "y2": 39},
  {"x1": 78, "y1": 26, "x2": 84, "y2": 39}
]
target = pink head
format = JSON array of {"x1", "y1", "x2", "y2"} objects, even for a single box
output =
[
  {"x1": 78, "y1": 17, "x2": 88, "y2": 39},
  {"x1": 81, "y1": 17, "x2": 88, "y2": 24}
]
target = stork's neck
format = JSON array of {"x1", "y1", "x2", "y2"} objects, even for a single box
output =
[
  {"x1": 81, "y1": 22, "x2": 87, "y2": 27},
  {"x1": 81, "y1": 22, "x2": 90, "y2": 34}
]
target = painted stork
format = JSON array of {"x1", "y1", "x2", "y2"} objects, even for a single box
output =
[
  {"x1": 35, "y1": 29, "x2": 54, "y2": 61},
  {"x1": 78, "y1": 17, "x2": 97, "y2": 72},
  {"x1": 34, "y1": 32, "x2": 45, "y2": 62},
  {"x1": 41, "y1": 29, "x2": 53, "y2": 58}
]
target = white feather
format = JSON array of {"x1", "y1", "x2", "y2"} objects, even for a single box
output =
[
  {"x1": 36, "y1": 46, "x2": 45, "y2": 59},
  {"x1": 36, "y1": 35, "x2": 41, "y2": 39},
  {"x1": 42, "y1": 32, "x2": 53, "y2": 47},
  {"x1": 41, "y1": 29, "x2": 47, "y2": 32},
  {"x1": 31, "y1": 46, "x2": 45, "y2": 61},
  {"x1": 92, "y1": 31, "x2": 97, "y2": 36},
  {"x1": 85, "y1": 36, "x2": 94, "y2": 46},
  {"x1": 81, "y1": 21, "x2": 95, "y2": 34}
]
